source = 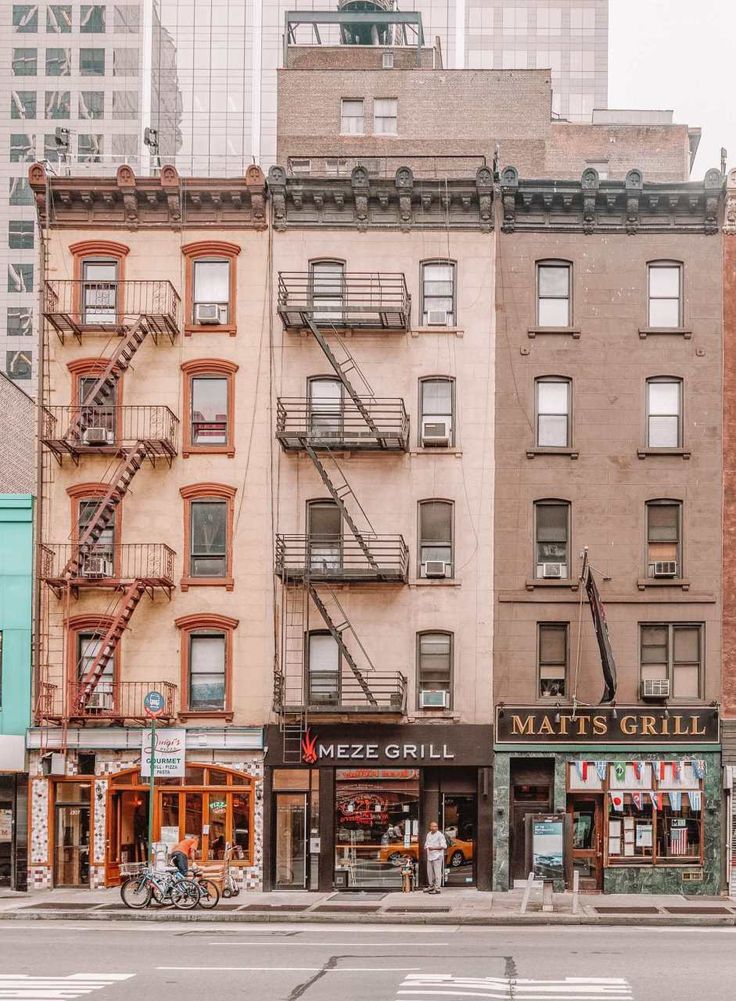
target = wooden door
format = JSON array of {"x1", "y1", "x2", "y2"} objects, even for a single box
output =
[{"x1": 567, "y1": 795, "x2": 603, "y2": 891}]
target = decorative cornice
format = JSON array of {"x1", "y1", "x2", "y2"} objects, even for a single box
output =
[
  {"x1": 68, "y1": 239, "x2": 130, "y2": 258},
  {"x1": 725, "y1": 169, "x2": 736, "y2": 236},
  {"x1": 175, "y1": 613, "x2": 239, "y2": 631},
  {"x1": 267, "y1": 164, "x2": 494, "y2": 233},
  {"x1": 179, "y1": 482, "x2": 237, "y2": 500},
  {"x1": 499, "y1": 166, "x2": 724, "y2": 235},
  {"x1": 181, "y1": 241, "x2": 242, "y2": 259},
  {"x1": 180, "y1": 359, "x2": 239, "y2": 375},
  {"x1": 28, "y1": 162, "x2": 267, "y2": 231}
]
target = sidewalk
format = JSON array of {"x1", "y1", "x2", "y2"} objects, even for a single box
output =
[{"x1": 2, "y1": 885, "x2": 736, "y2": 925}]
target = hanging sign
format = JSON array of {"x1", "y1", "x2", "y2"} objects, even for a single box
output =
[
  {"x1": 141, "y1": 728, "x2": 186, "y2": 778},
  {"x1": 496, "y1": 706, "x2": 718, "y2": 744}
]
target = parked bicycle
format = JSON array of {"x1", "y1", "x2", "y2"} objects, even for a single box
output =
[{"x1": 119, "y1": 861, "x2": 219, "y2": 910}]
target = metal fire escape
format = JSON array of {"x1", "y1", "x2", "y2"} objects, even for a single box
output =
[
  {"x1": 275, "y1": 273, "x2": 411, "y2": 760},
  {"x1": 38, "y1": 278, "x2": 180, "y2": 728}
]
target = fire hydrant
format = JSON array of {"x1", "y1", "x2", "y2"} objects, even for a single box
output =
[{"x1": 401, "y1": 858, "x2": 413, "y2": 893}]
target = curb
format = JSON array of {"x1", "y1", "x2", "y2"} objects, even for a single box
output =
[{"x1": 0, "y1": 909, "x2": 735, "y2": 927}]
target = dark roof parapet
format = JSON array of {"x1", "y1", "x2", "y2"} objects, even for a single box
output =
[{"x1": 500, "y1": 166, "x2": 724, "y2": 235}]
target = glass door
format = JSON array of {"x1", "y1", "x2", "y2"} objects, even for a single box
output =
[
  {"x1": 0, "y1": 802, "x2": 12, "y2": 888},
  {"x1": 275, "y1": 793, "x2": 308, "y2": 889},
  {"x1": 107, "y1": 789, "x2": 148, "y2": 886},
  {"x1": 567, "y1": 795, "x2": 603, "y2": 890},
  {"x1": 442, "y1": 794, "x2": 476, "y2": 886},
  {"x1": 54, "y1": 805, "x2": 91, "y2": 887}
]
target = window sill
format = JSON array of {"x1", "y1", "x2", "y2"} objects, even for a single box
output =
[
  {"x1": 410, "y1": 326, "x2": 464, "y2": 337},
  {"x1": 637, "y1": 447, "x2": 691, "y2": 459},
  {"x1": 409, "y1": 447, "x2": 462, "y2": 456},
  {"x1": 527, "y1": 327, "x2": 581, "y2": 339},
  {"x1": 178, "y1": 710, "x2": 234, "y2": 722},
  {"x1": 637, "y1": 578, "x2": 691, "y2": 591},
  {"x1": 180, "y1": 576, "x2": 234, "y2": 592},
  {"x1": 185, "y1": 324, "x2": 237, "y2": 337},
  {"x1": 638, "y1": 327, "x2": 692, "y2": 339},
  {"x1": 526, "y1": 447, "x2": 578, "y2": 459},
  {"x1": 525, "y1": 579, "x2": 579, "y2": 591},
  {"x1": 409, "y1": 709, "x2": 461, "y2": 721},
  {"x1": 409, "y1": 578, "x2": 461, "y2": 587},
  {"x1": 183, "y1": 446, "x2": 236, "y2": 458}
]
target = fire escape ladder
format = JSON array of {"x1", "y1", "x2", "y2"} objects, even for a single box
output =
[
  {"x1": 76, "y1": 580, "x2": 146, "y2": 709},
  {"x1": 301, "y1": 441, "x2": 379, "y2": 573},
  {"x1": 60, "y1": 442, "x2": 148, "y2": 580},
  {"x1": 66, "y1": 318, "x2": 150, "y2": 442},
  {"x1": 307, "y1": 582, "x2": 378, "y2": 707},
  {"x1": 305, "y1": 317, "x2": 387, "y2": 446},
  {"x1": 278, "y1": 584, "x2": 309, "y2": 762}
]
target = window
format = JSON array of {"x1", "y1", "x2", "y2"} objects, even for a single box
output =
[
  {"x1": 418, "y1": 500, "x2": 453, "y2": 577},
  {"x1": 8, "y1": 263, "x2": 33, "y2": 293},
  {"x1": 80, "y1": 47, "x2": 105, "y2": 75},
  {"x1": 417, "y1": 632, "x2": 453, "y2": 707},
  {"x1": 9, "y1": 178, "x2": 33, "y2": 206},
  {"x1": 78, "y1": 496, "x2": 115, "y2": 563},
  {"x1": 7, "y1": 308, "x2": 33, "y2": 337},
  {"x1": 79, "y1": 91, "x2": 104, "y2": 118},
  {"x1": 646, "y1": 378, "x2": 682, "y2": 448},
  {"x1": 640, "y1": 624, "x2": 703, "y2": 699},
  {"x1": 111, "y1": 134, "x2": 138, "y2": 160},
  {"x1": 12, "y1": 48, "x2": 37, "y2": 75},
  {"x1": 46, "y1": 46, "x2": 71, "y2": 75},
  {"x1": 45, "y1": 90, "x2": 70, "y2": 118},
  {"x1": 421, "y1": 261, "x2": 456, "y2": 326},
  {"x1": 537, "y1": 7, "x2": 561, "y2": 33},
  {"x1": 537, "y1": 261, "x2": 571, "y2": 326},
  {"x1": 648, "y1": 262, "x2": 682, "y2": 328},
  {"x1": 382, "y1": 51, "x2": 394, "y2": 69},
  {"x1": 14, "y1": 5, "x2": 38, "y2": 31},
  {"x1": 646, "y1": 501, "x2": 682, "y2": 579},
  {"x1": 308, "y1": 500, "x2": 342, "y2": 572},
  {"x1": 10, "y1": 134, "x2": 34, "y2": 162},
  {"x1": 183, "y1": 241, "x2": 240, "y2": 333},
  {"x1": 374, "y1": 98, "x2": 397, "y2": 135},
  {"x1": 114, "y1": 5, "x2": 141, "y2": 32},
  {"x1": 503, "y1": 5, "x2": 528, "y2": 33},
  {"x1": 310, "y1": 260, "x2": 345, "y2": 322},
  {"x1": 176, "y1": 613, "x2": 238, "y2": 715},
  {"x1": 9, "y1": 221, "x2": 34, "y2": 250},
  {"x1": 535, "y1": 377, "x2": 571, "y2": 447},
  {"x1": 538, "y1": 623, "x2": 567, "y2": 697},
  {"x1": 112, "y1": 90, "x2": 138, "y2": 119},
  {"x1": 180, "y1": 484, "x2": 235, "y2": 589},
  {"x1": 419, "y1": 377, "x2": 454, "y2": 446},
  {"x1": 81, "y1": 258, "x2": 118, "y2": 323},
  {"x1": 78, "y1": 372, "x2": 117, "y2": 439},
  {"x1": 77, "y1": 631, "x2": 114, "y2": 697},
  {"x1": 113, "y1": 48, "x2": 139, "y2": 76},
  {"x1": 340, "y1": 98, "x2": 364, "y2": 134},
  {"x1": 189, "y1": 633, "x2": 226, "y2": 711},
  {"x1": 81, "y1": 5, "x2": 105, "y2": 31},
  {"x1": 534, "y1": 500, "x2": 570, "y2": 578},
  {"x1": 570, "y1": 7, "x2": 596, "y2": 34},
  {"x1": 6, "y1": 351, "x2": 32, "y2": 381},
  {"x1": 47, "y1": 5, "x2": 72, "y2": 32},
  {"x1": 182, "y1": 360, "x2": 237, "y2": 455},
  {"x1": 308, "y1": 632, "x2": 340, "y2": 706},
  {"x1": 44, "y1": 132, "x2": 63, "y2": 162},
  {"x1": 308, "y1": 376, "x2": 343, "y2": 438},
  {"x1": 78, "y1": 133, "x2": 103, "y2": 162},
  {"x1": 11, "y1": 91, "x2": 36, "y2": 120}
]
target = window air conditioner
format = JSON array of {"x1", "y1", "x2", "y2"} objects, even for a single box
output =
[
  {"x1": 86, "y1": 691, "x2": 113, "y2": 711},
  {"x1": 423, "y1": 560, "x2": 449, "y2": 578},
  {"x1": 420, "y1": 689, "x2": 449, "y2": 709},
  {"x1": 82, "y1": 555, "x2": 114, "y2": 578},
  {"x1": 82, "y1": 427, "x2": 113, "y2": 446},
  {"x1": 426, "y1": 309, "x2": 450, "y2": 327},
  {"x1": 653, "y1": 561, "x2": 678, "y2": 578},
  {"x1": 641, "y1": 678, "x2": 670, "y2": 700},
  {"x1": 421, "y1": 418, "x2": 451, "y2": 446},
  {"x1": 542, "y1": 562, "x2": 564, "y2": 579},
  {"x1": 195, "y1": 302, "x2": 225, "y2": 324}
]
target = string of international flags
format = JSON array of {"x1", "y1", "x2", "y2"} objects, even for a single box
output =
[{"x1": 572, "y1": 759, "x2": 706, "y2": 813}]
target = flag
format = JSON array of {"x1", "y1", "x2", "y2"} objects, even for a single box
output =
[
  {"x1": 576, "y1": 760, "x2": 589, "y2": 782},
  {"x1": 670, "y1": 826, "x2": 689, "y2": 855},
  {"x1": 614, "y1": 762, "x2": 626, "y2": 782},
  {"x1": 692, "y1": 759, "x2": 706, "y2": 780},
  {"x1": 649, "y1": 792, "x2": 662, "y2": 810},
  {"x1": 673, "y1": 761, "x2": 682, "y2": 783},
  {"x1": 583, "y1": 562, "x2": 617, "y2": 703},
  {"x1": 668, "y1": 791, "x2": 682, "y2": 812},
  {"x1": 610, "y1": 792, "x2": 624, "y2": 811},
  {"x1": 632, "y1": 792, "x2": 644, "y2": 811},
  {"x1": 595, "y1": 760, "x2": 607, "y2": 781},
  {"x1": 659, "y1": 761, "x2": 667, "y2": 781},
  {"x1": 632, "y1": 761, "x2": 642, "y2": 781},
  {"x1": 688, "y1": 791, "x2": 702, "y2": 811}
]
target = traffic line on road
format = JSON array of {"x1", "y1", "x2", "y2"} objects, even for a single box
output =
[
  {"x1": 157, "y1": 966, "x2": 422, "y2": 973},
  {"x1": 207, "y1": 941, "x2": 450, "y2": 946},
  {"x1": 0, "y1": 974, "x2": 134, "y2": 1001},
  {"x1": 396, "y1": 975, "x2": 633, "y2": 1000}
]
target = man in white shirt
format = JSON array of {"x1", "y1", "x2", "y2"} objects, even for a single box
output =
[{"x1": 423, "y1": 821, "x2": 447, "y2": 894}]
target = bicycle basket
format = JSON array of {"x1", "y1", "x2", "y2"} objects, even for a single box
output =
[{"x1": 120, "y1": 862, "x2": 147, "y2": 877}]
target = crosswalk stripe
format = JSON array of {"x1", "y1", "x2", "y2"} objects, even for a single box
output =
[
  {"x1": 395, "y1": 975, "x2": 633, "y2": 1001},
  {"x1": 0, "y1": 975, "x2": 134, "y2": 1001}
]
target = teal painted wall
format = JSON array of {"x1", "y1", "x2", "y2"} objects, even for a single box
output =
[{"x1": 0, "y1": 495, "x2": 33, "y2": 736}]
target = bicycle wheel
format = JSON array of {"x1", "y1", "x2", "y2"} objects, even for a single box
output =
[
  {"x1": 171, "y1": 878, "x2": 199, "y2": 910},
  {"x1": 120, "y1": 876, "x2": 152, "y2": 909},
  {"x1": 196, "y1": 879, "x2": 220, "y2": 909}
]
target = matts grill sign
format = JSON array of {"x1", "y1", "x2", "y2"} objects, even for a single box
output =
[{"x1": 301, "y1": 728, "x2": 455, "y2": 764}]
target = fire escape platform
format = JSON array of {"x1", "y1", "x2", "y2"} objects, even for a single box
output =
[
  {"x1": 276, "y1": 398, "x2": 409, "y2": 452},
  {"x1": 277, "y1": 272, "x2": 411, "y2": 331},
  {"x1": 41, "y1": 406, "x2": 179, "y2": 464},
  {"x1": 36, "y1": 680, "x2": 178, "y2": 725},
  {"x1": 275, "y1": 534, "x2": 409, "y2": 583},
  {"x1": 40, "y1": 544, "x2": 176, "y2": 598},
  {"x1": 43, "y1": 279, "x2": 181, "y2": 344}
]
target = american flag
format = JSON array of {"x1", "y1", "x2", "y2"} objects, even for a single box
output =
[{"x1": 670, "y1": 826, "x2": 689, "y2": 855}]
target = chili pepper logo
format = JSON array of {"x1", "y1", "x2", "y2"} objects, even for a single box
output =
[{"x1": 301, "y1": 727, "x2": 318, "y2": 764}]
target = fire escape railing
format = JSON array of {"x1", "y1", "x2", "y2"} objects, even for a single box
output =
[
  {"x1": 43, "y1": 279, "x2": 181, "y2": 341},
  {"x1": 277, "y1": 272, "x2": 410, "y2": 330},
  {"x1": 276, "y1": 398, "x2": 409, "y2": 451},
  {"x1": 42, "y1": 405, "x2": 178, "y2": 461}
]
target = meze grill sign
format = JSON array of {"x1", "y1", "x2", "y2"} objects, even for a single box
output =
[{"x1": 496, "y1": 706, "x2": 719, "y2": 744}]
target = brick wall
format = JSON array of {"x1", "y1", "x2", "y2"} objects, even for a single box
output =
[
  {"x1": 0, "y1": 371, "x2": 34, "y2": 494},
  {"x1": 723, "y1": 172, "x2": 736, "y2": 716},
  {"x1": 546, "y1": 123, "x2": 692, "y2": 182}
]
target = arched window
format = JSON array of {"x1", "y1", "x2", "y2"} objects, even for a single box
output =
[
  {"x1": 646, "y1": 377, "x2": 682, "y2": 448},
  {"x1": 417, "y1": 631, "x2": 453, "y2": 709},
  {"x1": 534, "y1": 499, "x2": 570, "y2": 579},
  {"x1": 307, "y1": 499, "x2": 342, "y2": 572},
  {"x1": 67, "y1": 481, "x2": 120, "y2": 578},
  {"x1": 69, "y1": 239, "x2": 129, "y2": 327},
  {"x1": 308, "y1": 376, "x2": 343, "y2": 438},
  {"x1": 67, "y1": 613, "x2": 119, "y2": 711},
  {"x1": 307, "y1": 630, "x2": 340, "y2": 706},
  {"x1": 647, "y1": 260, "x2": 683, "y2": 328},
  {"x1": 646, "y1": 499, "x2": 682, "y2": 579},
  {"x1": 180, "y1": 483, "x2": 236, "y2": 590},
  {"x1": 418, "y1": 500, "x2": 454, "y2": 578},
  {"x1": 536, "y1": 259, "x2": 572, "y2": 327},
  {"x1": 181, "y1": 358, "x2": 238, "y2": 456},
  {"x1": 535, "y1": 376, "x2": 571, "y2": 448},
  {"x1": 176, "y1": 613, "x2": 239, "y2": 717},
  {"x1": 182, "y1": 240, "x2": 241, "y2": 335},
  {"x1": 309, "y1": 259, "x2": 345, "y2": 322},
  {"x1": 420, "y1": 260, "x2": 456, "y2": 326},
  {"x1": 419, "y1": 376, "x2": 455, "y2": 446}
]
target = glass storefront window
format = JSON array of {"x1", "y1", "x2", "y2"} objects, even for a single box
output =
[
  {"x1": 656, "y1": 794, "x2": 702, "y2": 860},
  {"x1": 607, "y1": 794, "x2": 654, "y2": 860},
  {"x1": 335, "y1": 769, "x2": 419, "y2": 888},
  {"x1": 232, "y1": 794, "x2": 250, "y2": 860}
]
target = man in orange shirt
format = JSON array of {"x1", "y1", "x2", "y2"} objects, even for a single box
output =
[{"x1": 170, "y1": 836, "x2": 199, "y2": 876}]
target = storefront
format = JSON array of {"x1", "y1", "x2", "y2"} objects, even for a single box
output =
[
  {"x1": 493, "y1": 706, "x2": 721, "y2": 895},
  {"x1": 0, "y1": 766, "x2": 27, "y2": 892},
  {"x1": 26, "y1": 728, "x2": 264, "y2": 890},
  {"x1": 263, "y1": 724, "x2": 493, "y2": 892}
]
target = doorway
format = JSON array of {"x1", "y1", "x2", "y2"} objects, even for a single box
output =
[
  {"x1": 510, "y1": 759, "x2": 554, "y2": 883},
  {"x1": 442, "y1": 793, "x2": 476, "y2": 886},
  {"x1": 567, "y1": 795, "x2": 603, "y2": 891},
  {"x1": 0, "y1": 800, "x2": 12, "y2": 887},
  {"x1": 275, "y1": 792, "x2": 308, "y2": 889},
  {"x1": 54, "y1": 782, "x2": 92, "y2": 887}
]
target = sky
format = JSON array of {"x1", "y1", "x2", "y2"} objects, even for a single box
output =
[{"x1": 608, "y1": 0, "x2": 736, "y2": 177}]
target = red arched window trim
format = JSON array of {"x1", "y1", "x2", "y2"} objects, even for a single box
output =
[
  {"x1": 180, "y1": 359, "x2": 239, "y2": 457},
  {"x1": 69, "y1": 241, "x2": 130, "y2": 324},
  {"x1": 65, "y1": 613, "x2": 119, "y2": 692},
  {"x1": 67, "y1": 482, "x2": 123, "y2": 577},
  {"x1": 175, "y1": 613, "x2": 239, "y2": 719},
  {"x1": 181, "y1": 240, "x2": 241, "y2": 337},
  {"x1": 179, "y1": 483, "x2": 236, "y2": 591}
]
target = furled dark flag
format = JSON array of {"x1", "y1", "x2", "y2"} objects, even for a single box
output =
[{"x1": 584, "y1": 563, "x2": 617, "y2": 704}]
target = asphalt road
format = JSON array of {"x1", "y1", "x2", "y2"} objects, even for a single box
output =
[{"x1": 0, "y1": 922, "x2": 732, "y2": 1000}]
